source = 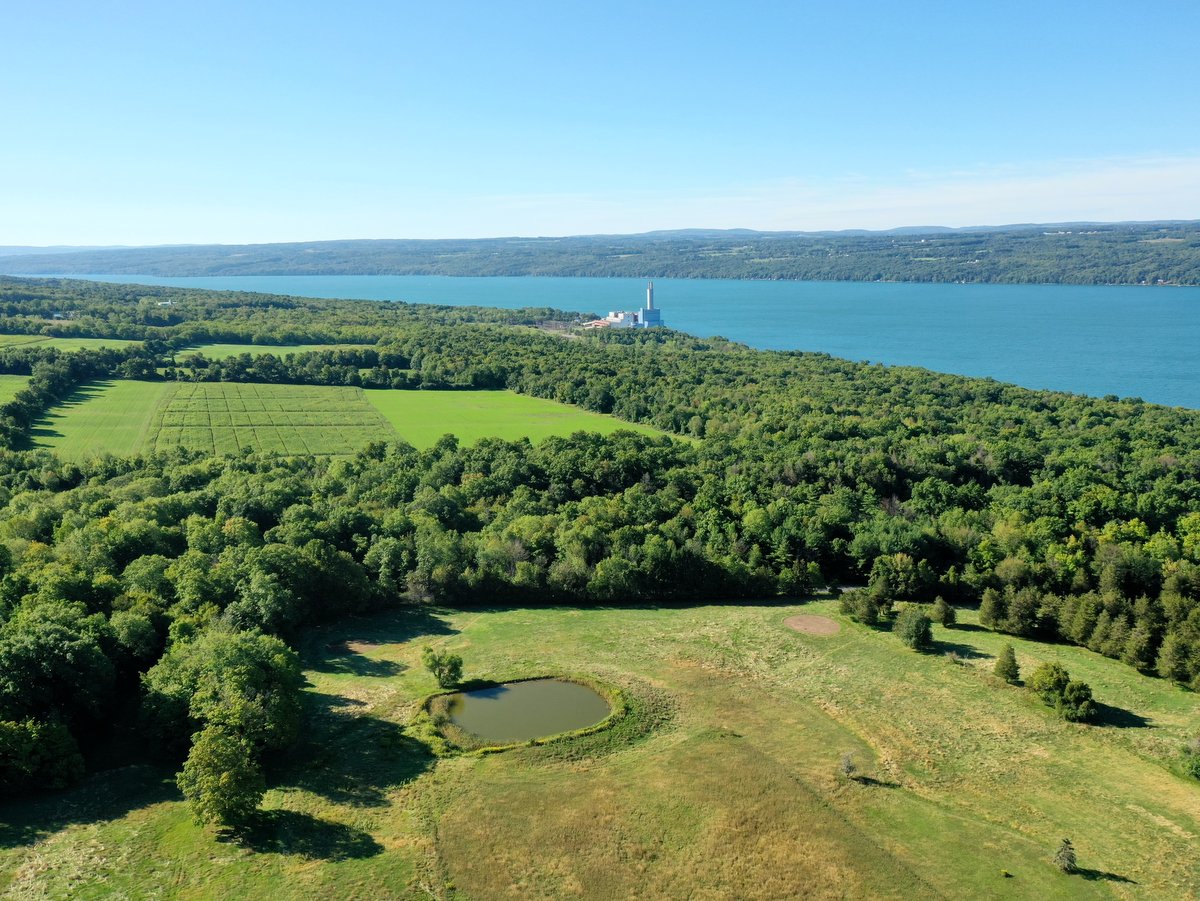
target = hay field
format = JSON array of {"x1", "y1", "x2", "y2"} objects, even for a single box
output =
[
  {"x1": 152, "y1": 383, "x2": 394, "y2": 455},
  {"x1": 0, "y1": 333, "x2": 142, "y2": 351},
  {"x1": 175, "y1": 343, "x2": 377, "y2": 360},
  {"x1": 365, "y1": 389, "x2": 664, "y2": 447},
  {"x1": 3, "y1": 602, "x2": 1196, "y2": 900},
  {"x1": 32, "y1": 382, "x2": 666, "y2": 458}
]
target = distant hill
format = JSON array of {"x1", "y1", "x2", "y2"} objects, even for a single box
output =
[{"x1": 1, "y1": 221, "x2": 1198, "y2": 285}]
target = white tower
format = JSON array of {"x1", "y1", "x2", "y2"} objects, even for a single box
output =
[{"x1": 646, "y1": 280, "x2": 654, "y2": 310}]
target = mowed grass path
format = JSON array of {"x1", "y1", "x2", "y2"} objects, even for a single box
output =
[
  {"x1": 33, "y1": 381, "x2": 669, "y2": 458},
  {"x1": 365, "y1": 389, "x2": 664, "y2": 447},
  {"x1": 0, "y1": 374, "x2": 30, "y2": 403},
  {"x1": 4, "y1": 602, "x2": 1196, "y2": 900}
]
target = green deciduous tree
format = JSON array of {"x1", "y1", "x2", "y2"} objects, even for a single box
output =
[
  {"x1": 422, "y1": 646, "x2": 463, "y2": 688},
  {"x1": 893, "y1": 607, "x2": 933, "y2": 650},
  {"x1": 0, "y1": 719, "x2": 85, "y2": 794},
  {"x1": 931, "y1": 596, "x2": 956, "y2": 627},
  {"x1": 1027, "y1": 662, "x2": 1071, "y2": 705},
  {"x1": 177, "y1": 726, "x2": 265, "y2": 828}
]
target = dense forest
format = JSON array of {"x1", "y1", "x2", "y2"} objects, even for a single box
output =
[
  {"x1": 2, "y1": 222, "x2": 1200, "y2": 285},
  {"x1": 2, "y1": 276, "x2": 1199, "y2": 805}
]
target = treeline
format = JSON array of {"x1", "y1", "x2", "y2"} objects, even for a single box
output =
[
  {"x1": 3, "y1": 278, "x2": 1200, "y2": 800},
  {"x1": 0, "y1": 277, "x2": 582, "y2": 345},
  {"x1": 2, "y1": 222, "x2": 1199, "y2": 285}
]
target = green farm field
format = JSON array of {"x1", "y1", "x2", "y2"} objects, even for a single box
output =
[
  {"x1": 2, "y1": 602, "x2": 1196, "y2": 900},
  {"x1": 0, "y1": 374, "x2": 30, "y2": 403},
  {"x1": 0, "y1": 333, "x2": 142, "y2": 351},
  {"x1": 31, "y1": 381, "x2": 666, "y2": 458},
  {"x1": 30, "y1": 380, "x2": 176, "y2": 457},
  {"x1": 175, "y1": 343, "x2": 377, "y2": 360},
  {"x1": 364, "y1": 389, "x2": 664, "y2": 447}
]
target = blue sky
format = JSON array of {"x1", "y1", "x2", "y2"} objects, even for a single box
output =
[{"x1": 3, "y1": 1, "x2": 1198, "y2": 244}]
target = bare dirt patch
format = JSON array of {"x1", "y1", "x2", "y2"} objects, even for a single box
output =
[{"x1": 784, "y1": 615, "x2": 841, "y2": 637}]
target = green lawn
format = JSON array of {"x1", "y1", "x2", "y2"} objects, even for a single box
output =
[
  {"x1": 3, "y1": 602, "x2": 1196, "y2": 899},
  {"x1": 365, "y1": 389, "x2": 664, "y2": 448},
  {"x1": 32, "y1": 382, "x2": 669, "y2": 458},
  {"x1": 175, "y1": 343, "x2": 378, "y2": 360},
  {"x1": 0, "y1": 374, "x2": 30, "y2": 403},
  {"x1": 0, "y1": 333, "x2": 142, "y2": 351}
]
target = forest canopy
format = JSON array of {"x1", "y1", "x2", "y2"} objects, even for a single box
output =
[{"x1": 2, "y1": 275, "x2": 1199, "y2": 805}]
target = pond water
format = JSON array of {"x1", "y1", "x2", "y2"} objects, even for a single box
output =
[{"x1": 445, "y1": 678, "x2": 611, "y2": 743}]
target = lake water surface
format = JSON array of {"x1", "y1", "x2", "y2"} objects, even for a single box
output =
[
  {"x1": 70, "y1": 274, "x2": 1200, "y2": 408},
  {"x1": 445, "y1": 678, "x2": 611, "y2": 743}
]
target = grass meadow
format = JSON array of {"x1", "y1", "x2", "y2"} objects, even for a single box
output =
[
  {"x1": 0, "y1": 335, "x2": 377, "y2": 359},
  {"x1": 2, "y1": 601, "x2": 1196, "y2": 900},
  {"x1": 0, "y1": 375, "x2": 30, "y2": 403},
  {"x1": 31, "y1": 381, "x2": 666, "y2": 458},
  {"x1": 29, "y1": 380, "x2": 176, "y2": 457},
  {"x1": 364, "y1": 389, "x2": 665, "y2": 447},
  {"x1": 0, "y1": 334, "x2": 142, "y2": 352},
  {"x1": 174, "y1": 343, "x2": 378, "y2": 360}
]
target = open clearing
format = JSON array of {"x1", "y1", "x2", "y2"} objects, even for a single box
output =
[
  {"x1": 0, "y1": 374, "x2": 30, "y2": 403},
  {"x1": 30, "y1": 380, "x2": 176, "y2": 457},
  {"x1": 175, "y1": 343, "x2": 378, "y2": 360},
  {"x1": 365, "y1": 389, "x2": 664, "y2": 447},
  {"x1": 3, "y1": 602, "x2": 1196, "y2": 900},
  {"x1": 0, "y1": 335, "x2": 377, "y2": 359},
  {"x1": 32, "y1": 381, "x2": 665, "y2": 458},
  {"x1": 784, "y1": 613, "x2": 841, "y2": 635},
  {"x1": 0, "y1": 333, "x2": 142, "y2": 352}
]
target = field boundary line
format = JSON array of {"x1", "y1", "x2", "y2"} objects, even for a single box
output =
[{"x1": 143, "y1": 381, "x2": 180, "y2": 454}]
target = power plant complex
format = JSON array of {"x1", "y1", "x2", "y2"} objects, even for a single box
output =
[{"x1": 583, "y1": 280, "x2": 665, "y2": 329}]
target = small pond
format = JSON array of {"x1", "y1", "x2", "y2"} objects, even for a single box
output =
[{"x1": 445, "y1": 678, "x2": 611, "y2": 744}]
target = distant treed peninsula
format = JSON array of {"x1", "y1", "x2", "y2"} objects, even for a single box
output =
[{"x1": 2, "y1": 221, "x2": 1199, "y2": 285}]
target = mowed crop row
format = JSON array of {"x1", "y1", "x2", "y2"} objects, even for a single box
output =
[
  {"x1": 33, "y1": 380, "x2": 666, "y2": 458},
  {"x1": 152, "y1": 383, "x2": 395, "y2": 455}
]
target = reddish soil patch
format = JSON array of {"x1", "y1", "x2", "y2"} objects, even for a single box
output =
[{"x1": 784, "y1": 614, "x2": 841, "y2": 636}]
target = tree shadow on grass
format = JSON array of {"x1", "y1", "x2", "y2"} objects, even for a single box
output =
[
  {"x1": 0, "y1": 764, "x2": 179, "y2": 850},
  {"x1": 311, "y1": 641, "x2": 406, "y2": 677},
  {"x1": 1077, "y1": 867, "x2": 1137, "y2": 884},
  {"x1": 19, "y1": 381, "x2": 113, "y2": 450},
  {"x1": 306, "y1": 604, "x2": 457, "y2": 665},
  {"x1": 1092, "y1": 702, "x2": 1151, "y2": 729},
  {"x1": 225, "y1": 809, "x2": 383, "y2": 861},
  {"x1": 278, "y1": 692, "x2": 435, "y2": 808},
  {"x1": 929, "y1": 639, "x2": 992, "y2": 660},
  {"x1": 852, "y1": 775, "x2": 901, "y2": 788}
]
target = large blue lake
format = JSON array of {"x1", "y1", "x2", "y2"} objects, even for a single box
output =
[{"x1": 72, "y1": 274, "x2": 1200, "y2": 408}]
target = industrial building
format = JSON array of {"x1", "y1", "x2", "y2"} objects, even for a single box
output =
[{"x1": 583, "y1": 280, "x2": 665, "y2": 329}]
